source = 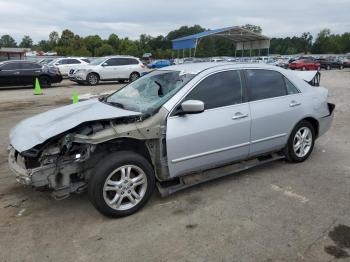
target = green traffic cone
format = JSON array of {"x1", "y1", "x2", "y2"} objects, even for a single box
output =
[
  {"x1": 34, "y1": 78, "x2": 43, "y2": 95},
  {"x1": 72, "y1": 90, "x2": 79, "y2": 104}
]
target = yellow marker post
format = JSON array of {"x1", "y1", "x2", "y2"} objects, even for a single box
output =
[{"x1": 34, "y1": 78, "x2": 43, "y2": 95}]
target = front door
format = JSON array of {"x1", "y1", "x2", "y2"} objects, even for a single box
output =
[
  {"x1": 166, "y1": 70, "x2": 251, "y2": 178},
  {"x1": 102, "y1": 58, "x2": 122, "y2": 79}
]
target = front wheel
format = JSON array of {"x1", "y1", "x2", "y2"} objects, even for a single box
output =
[
  {"x1": 284, "y1": 120, "x2": 315, "y2": 163},
  {"x1": 86, "y1": 73, "x2": 99, "y2": 85},
  {"x1": 39, "y1": 76, "x2": 51, "y2": 88},
  {"x1": 88, "y1": 151, "x2": 155, "y2": 217}
]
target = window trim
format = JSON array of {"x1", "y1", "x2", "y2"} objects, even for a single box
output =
[
  {"x1": 169, "y1": 69, "x2": 247, "y2": 117},
  {"x1": 243, "y1": 68, "x2": 300, "y2": 103}
]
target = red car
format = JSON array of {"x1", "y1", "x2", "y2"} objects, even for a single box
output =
[{"x1": 289, "y1": 59, "x2": 321, "y2": 71}]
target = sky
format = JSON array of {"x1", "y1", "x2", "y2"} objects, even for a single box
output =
[{"x1": 0, "y1": 0, "x2": 349, "y2": 43}]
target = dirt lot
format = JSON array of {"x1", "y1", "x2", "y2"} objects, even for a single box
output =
[{"x1": 0, "y1": 72, "x2": 349, "y2": 262}]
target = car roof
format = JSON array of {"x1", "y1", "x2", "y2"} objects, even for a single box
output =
[
  {"x1": 0, "y1": 60, "x2": 38, "y2": 64},
  {"x1": 103, "y1": 55, "x2": 139, "y2": 59},
  {"x1": 158, "y1": 62, "x2": 283, "y2": 75}
]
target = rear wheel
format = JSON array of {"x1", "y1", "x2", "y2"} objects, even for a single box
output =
[
  {"x1": 88, "y1": 151, "x2": 155, "y2": 217},
  {"x1": 284, "y1": 120, "x2": 315, "y2": 163},
  {"x1": 129, "y1": 72, "x2": 140, "y2": 82},
  {"x1": 86, "y1": 73, "x2": 99, "y2": 85},
  {"x1": 39, "y1": 76, "x2": 51, "y2": 88}
]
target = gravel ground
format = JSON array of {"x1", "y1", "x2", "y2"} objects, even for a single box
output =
[{"x1": 0, "y1": 71, "x2": 349, "y2": 262}]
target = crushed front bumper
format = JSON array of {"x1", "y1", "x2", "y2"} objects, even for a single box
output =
[
  {"x1": 319, "y1": 103, "x2": 335, "y2": 137},
  {"x1": 8, "y1": 147, "x2": 55, "y2": 187}
]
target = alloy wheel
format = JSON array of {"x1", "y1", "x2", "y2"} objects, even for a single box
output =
[
  {"x1": 293, "y1": 127, "x2": 313, "y2": 158},
  {"x1": 103, "y1": 165, "x2": 147, "y2": 211}
]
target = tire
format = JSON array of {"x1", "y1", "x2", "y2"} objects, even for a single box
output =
[
  {"x1": 86, "y1": 73, "x2": 99, "y2": 85},
  {"x1": 284, "y1": 120, "x2": 315, "y2": 163},
  {"x1": 88, "y1": 151, "x2": 155, "y2": 218},
  {"x1": 129, "y1": 72, "x2": 140, "y2": 82},
  {"x1": 39, "y1": 76, "x2": 51, "y2": 88}
]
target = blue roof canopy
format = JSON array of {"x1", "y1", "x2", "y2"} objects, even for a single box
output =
[{"x1": 171, "y1": 26, "x2": 270, "y2": 50}]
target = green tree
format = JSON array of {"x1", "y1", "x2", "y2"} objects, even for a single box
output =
[
  {"x1": 19, "y1": 35, "x2": 33, "y2": 48},
  {"x1": 48, "y1": 31, "x2": 59, "y2": 50},
  {"x1": 107, "y1": 33, "x2": 120, "y2": 53},
  {"x1": 58, "y1": 29, "x2": 75, "y2": 47},
  {"x1": 84, "y1": 35, "x2": 103, "y2": 56},
  {"x1": 0, "y1": 35, "x2": 17, "y2": 47},
  {"x1": 96, "y1": 43, "x2": 114, "y2": 56},
  {"x1": 241, "y1": 24, "x2": 263, "y2": 34}
]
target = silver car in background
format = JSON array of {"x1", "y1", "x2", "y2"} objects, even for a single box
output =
[{"x1": 8, "y1": 63, "x2": 334, "y2": 217}]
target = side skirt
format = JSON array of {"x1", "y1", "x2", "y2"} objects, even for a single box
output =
[{"x1": 157, "y1": 152, "x2": 285, "y2": 197}]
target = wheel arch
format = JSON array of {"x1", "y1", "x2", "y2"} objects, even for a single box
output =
[
  {"x1": 94, "y1": 137, "x2": 153, "y2": 169},
  {"x1": 296, "y1": 117, "x2": 319, "y2": 138},
  {"x1": 87, "y1": 71, "x2": 100, "y2": 80},
  {"x1": 130, "y1": 71, "x2": 140, "y2": 77}
]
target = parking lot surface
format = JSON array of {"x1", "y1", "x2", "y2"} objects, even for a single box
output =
[{"x1": 0, "y1": 72, "x2": 349, "y2": 262}]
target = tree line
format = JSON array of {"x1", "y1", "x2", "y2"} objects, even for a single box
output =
[{"x1": 0, "y1": 25, "x2": 349, "y2": 58}]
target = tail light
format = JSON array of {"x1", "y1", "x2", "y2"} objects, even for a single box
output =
[{"x1": 140, "y1": 64, "x2": 145, "y2": 68}]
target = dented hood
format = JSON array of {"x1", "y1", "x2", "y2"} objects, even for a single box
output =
[{"x1": 10, "y1": 99, "x2": 141, "y2": 152}]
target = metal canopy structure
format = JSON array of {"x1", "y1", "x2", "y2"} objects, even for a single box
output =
[{"x1": 171, "y1": 26, "x2": 271, "y2": 57}]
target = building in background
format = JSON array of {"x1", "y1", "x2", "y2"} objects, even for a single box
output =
[{"x1": 0, "y1": 47, "x2": 29, "y2": 61}]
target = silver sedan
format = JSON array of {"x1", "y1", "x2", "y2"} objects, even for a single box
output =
[{"x1": 8, "y1": 63, "x2": 335, "y2": 217}]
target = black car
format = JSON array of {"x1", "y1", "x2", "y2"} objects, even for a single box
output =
[
  {"x1": 317, "y1": 58, "x2": 344, "y2": 70},
  {"x1": 0, "y1": 60, "x2": 62, "y2": 88}
]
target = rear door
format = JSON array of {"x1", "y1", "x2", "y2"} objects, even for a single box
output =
[
  {"x1": 118, "y1": 58, "x2": 139, "y2": 79},
  {"x1": 166, "y1": 70, "x2": 251, "y2": 178},
  {"x1": 20, "y1": 62, "x2": 42, "y2": 84},
  {"x1": 0, "y1": 62, "x2": 22, "y2": 86},
  {"x1": 245, "y1": 69, "x2": 303, "y2": 156}
]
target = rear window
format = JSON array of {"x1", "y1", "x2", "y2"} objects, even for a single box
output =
[{"x1": 246, "y1": 69, "x2": 287, "y2": 101}]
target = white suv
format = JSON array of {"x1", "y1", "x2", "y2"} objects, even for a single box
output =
[
  {"x1": 48, "y1": 57, "x2": 90, "y2": 76},
  {"x1": 69, "y1": 56, "x2": 146, "y2": 85}
]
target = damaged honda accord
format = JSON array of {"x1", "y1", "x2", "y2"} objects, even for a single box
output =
[{"x1": 8, "y1": 63, "x2": 335, "y2": 217}]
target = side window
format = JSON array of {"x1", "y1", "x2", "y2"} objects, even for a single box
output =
[
  {"x1": 246, "y1": 69, "x2": 287, "y2": 101},
  {"x1": 67, "y1": 59, "x2": 81, "y2": 64},
  {"x1": 82, "y1": 59, "x2": 90, "y2": 63},
  {"x1": 21, "y1": 63, "x2": 42, "y2": 69},
  {"x1": 104, "y1": 58, "x2": 120, "y2": 66},
  {"x1": 284, "y1": 77, "x2": 299, "y2": 95},
  {"x1": 185, "y1": 70, "x2": 243, "y2": 110},
  {"x1": 2, "y1": 63, "x2": 20, "y2": 70},
  {"x1": 56, "y1": 59, "x2": 69, "y2": 65}
]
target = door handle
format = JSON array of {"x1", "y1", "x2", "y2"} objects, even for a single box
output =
[
  {"x1": 289, "y1": 101, "x2": 301, "y2": 107},
  {"x1": 232, "y1": 112, "x2": 249, "y2": 120},
  {"x1": 13, "y1": 72, "x2": 20, "y2": 75}
]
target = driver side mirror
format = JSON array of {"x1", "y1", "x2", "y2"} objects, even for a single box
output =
[
  {"x1": 102, "y1": 63, "x2": 108, "y2": 67},
  {"x1": 179, "y1": 100, "x2": 204, "y2": 115}
]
